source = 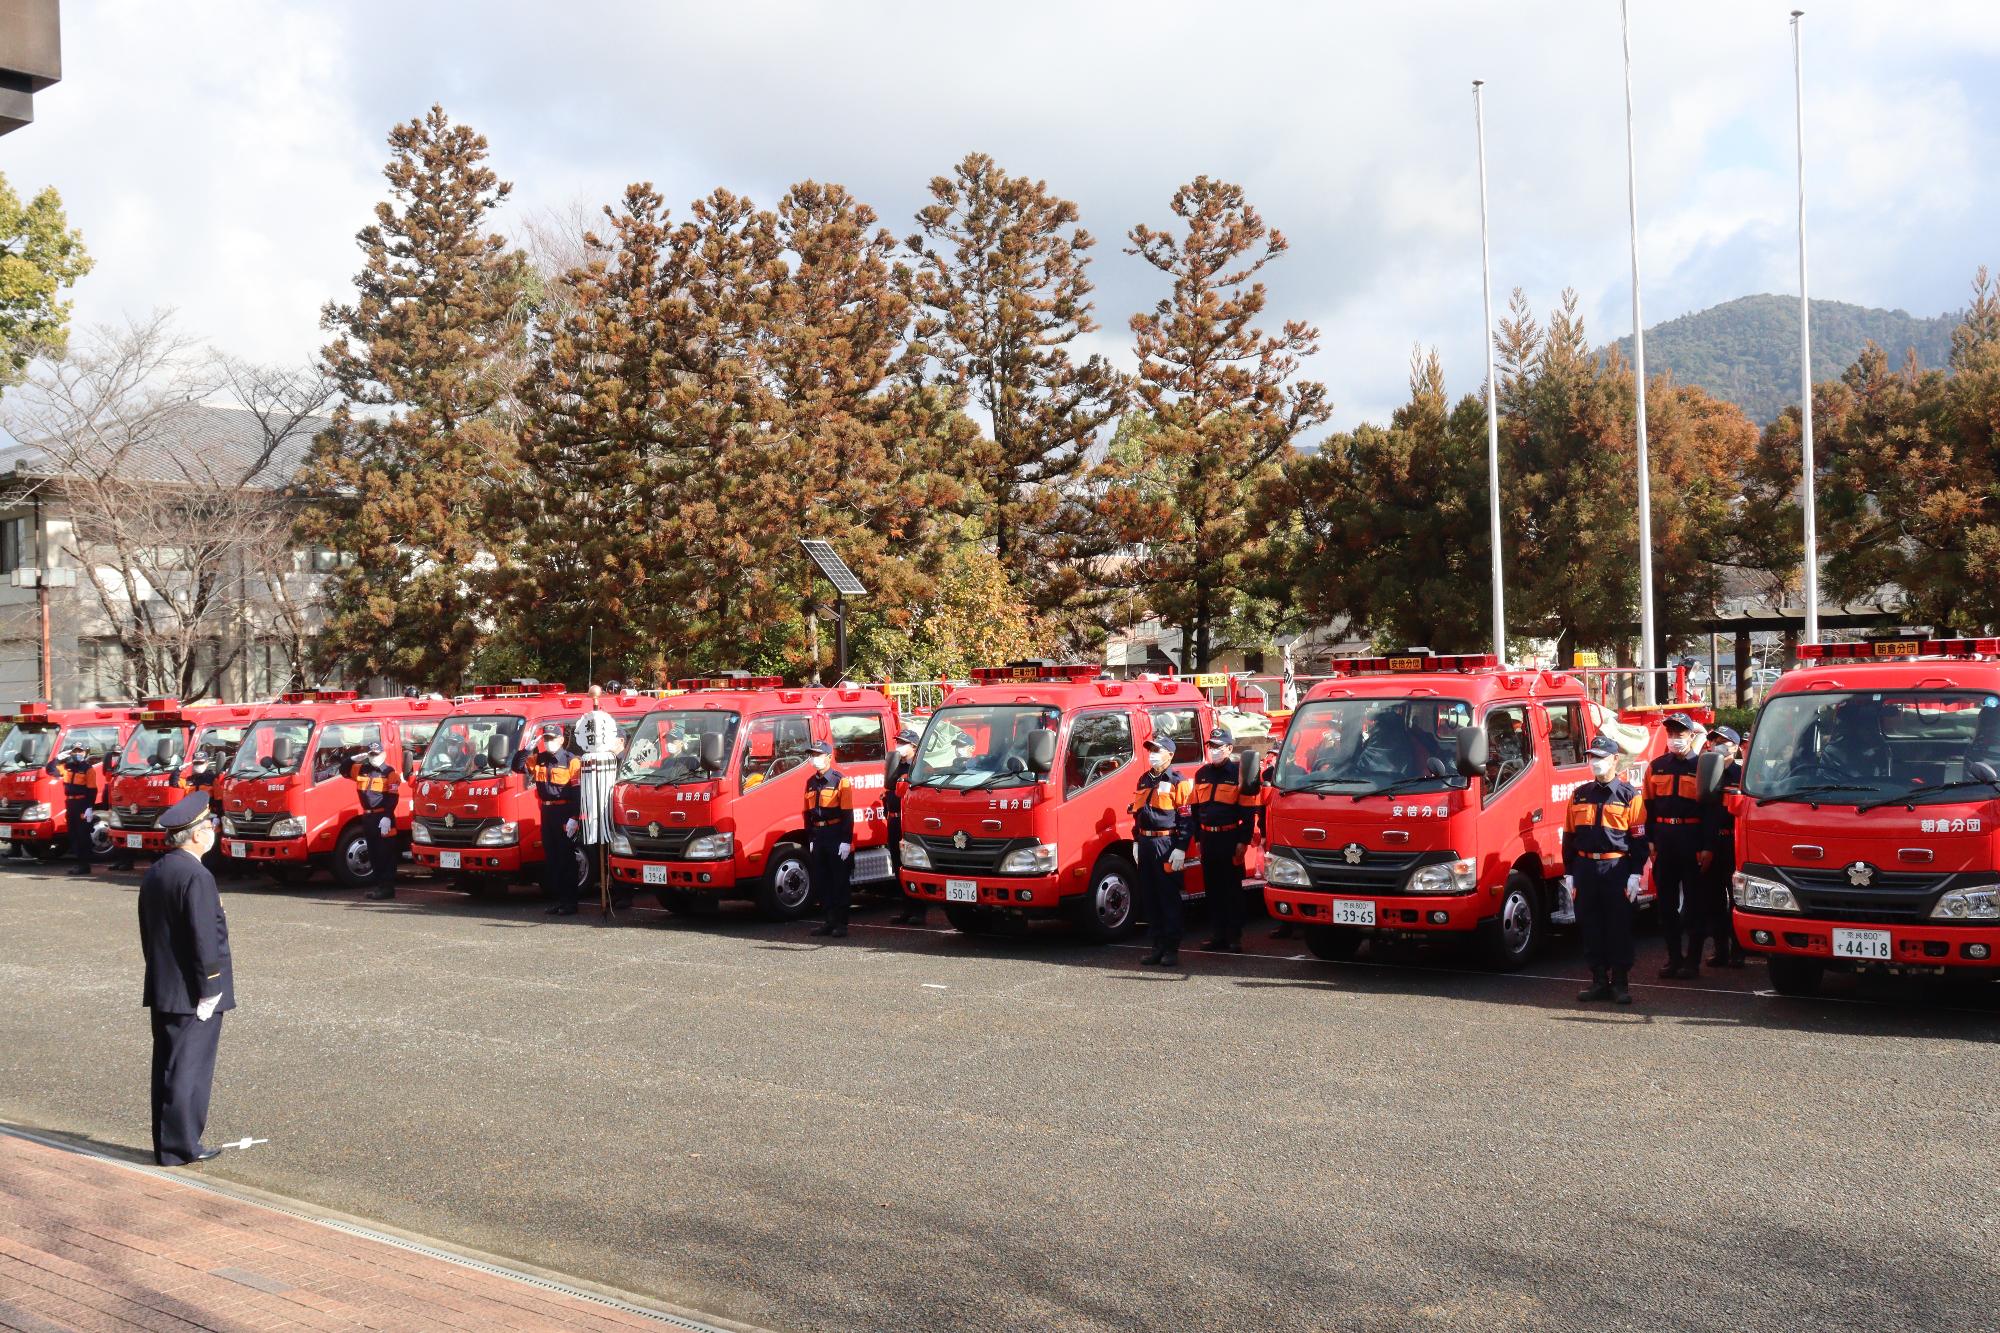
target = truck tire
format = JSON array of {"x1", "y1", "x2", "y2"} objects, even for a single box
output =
[
  {"x1": 1478, "y1": 871, "x2": 1542, "y2": 971},
  {"x1": 943, "y1": 903, "x2": 996, "y2": 935},
  {"x1": 333, "y1": 822, "x2": 379, "y2": 889},
  {"x1": 1302, "y1": 924, "x2": 1363, "y2": 962},
  {"x1": 658, "y1": 887, "x2": 720, "y2": 916},
  {"x1": 755, "y1": 845, "x2": 814, "y2": 921},
  {"x1": 27, "y1": 841, "x2": 60, "y2": 863},
  {"x1": 1068, "y1": 853, "x2": 1138, "y2": 943},
  {"x1": 1766, "y1": 955, "x2": 1825, "y2": 997},
  {"x1": 263, "y1": 863, "x2": 307, "y2": 887},
  {"x1": 88, "y1": 823, "x2": 114, "y2": 857},
  {"x1": 460, "y1": 873, "x2": 510, "y2": 900}
]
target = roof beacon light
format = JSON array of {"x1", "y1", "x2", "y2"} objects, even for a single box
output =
[
  {"x1": 673, "y1": 674, "x2": 784, "y2": 692},
  {"x1": 1798, "y1": 637, "x2": 2000, "y2": 664},
  {"x1": 970, "y1": 661, "x2": 1103, "y2": 684},
  {"x1": 1330, "y1": 652, "x2": 1502, "y2": 676}
]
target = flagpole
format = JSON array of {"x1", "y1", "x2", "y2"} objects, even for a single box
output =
[
  {"x1": 1620, "y1": 0, "x2": 1659, "y2": 705},
  {"x1": 1792, "y1": 9, "x2": 1820, "y2": 646},
  {"x1": 1474, "y1": 80, "x2": 1507, "y2": 665}
]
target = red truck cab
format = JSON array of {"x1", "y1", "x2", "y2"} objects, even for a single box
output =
[
  {"x1": 0, "y1": 702, "x2": 141, "y2": 860},
  {"x1": 409, "y1": 682, "x2": 654, "y2": 893},
  {"x1": 898, "y1": 662, "x2": 1243, "y2": 942},
  {"x1": 607, "y1": 675, "x2": 900, "y2": 918},
  {"x1": 219, "y1": 690, "x2": 452, "y2": 886},
  {"x1": 1722, "y1": 636, "x2": 2000, "y2": 997},
  {"x1": 105, "y1": 699, "x2": 266, "y2": 857}
]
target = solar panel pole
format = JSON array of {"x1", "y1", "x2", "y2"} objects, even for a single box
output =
[{"x1": 835, "y1": 590, "x2": 848, "y2": 682}]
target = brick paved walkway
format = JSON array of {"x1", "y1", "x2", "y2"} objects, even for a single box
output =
[{"x1": 0, "y1": 1131, "x2": 709, "y2": 1332}]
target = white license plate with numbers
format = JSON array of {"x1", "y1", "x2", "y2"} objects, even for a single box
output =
[
  {"x1": 1832, "y1": 928, "x2": 1892, "y2": 960},
  {"x1": 126, "y1": 834, "x2": 144, "y2": 849},
  {"x1": 946, "y1": 878, "x2": 979, "y2": 903},
  {"x1": 439, "y1": 851, "x2": 461, "y2": 870},
  {"x1": 1331, "y1": 898, "x2": 1377, "y2": 926},
  {"x1": 643, "y1": 864, "x2": 667, "y2": 885},
  {"x1": 228, "y1": 842, "x2": 246, "y2": 858},
  {"x1": 0, "y1": 825, "x2": 12, "y2": 840}
]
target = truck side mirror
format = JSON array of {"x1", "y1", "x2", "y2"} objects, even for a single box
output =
[
  {"x1": 1026, "y1": 729, "x2": 1056, "y2": 776},
  {"x1": 699, "y1": 732, "x2": 725, "y2": 773},
  {"x1": 1970, "y1": 759, "x2": 2000, "y2": 786},
  {"x1": 486, "y1": 735, "x2": 511, "y2": 769},
  {"x1": 1696, "y1": 749, "x2": 1728, "y2": 804},
  {"x1": 1454, "y1": 726, "x2": 1489, "y2": 778},
  {"x1": 1237, "y1": 749, "x2": 1261, "y2": 795},
  {"x1": 271, "y1": 737, "x2": 295, "y2": 769}
]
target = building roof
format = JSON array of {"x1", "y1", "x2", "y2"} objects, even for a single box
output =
[{"x1": 0, "y1": 405, "x2": 331, "y2": 492}]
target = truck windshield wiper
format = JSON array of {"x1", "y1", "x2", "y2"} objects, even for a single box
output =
[
  {"x1": 1856, "y1": 776, "x2": 2000, "y2": 813},
  {"x1": 1290, "y1": 775, "x2": 1369, "y2": 792},
  {"x1": 1755, "y1": 782, "x2": 1874, "y2": 808},
  {"x1": 1352, "y1": 773, "x2": 1457, "y2": 802},
  {"x1": 966, "y1": 768, "x2": 1034, "y2": 791}
]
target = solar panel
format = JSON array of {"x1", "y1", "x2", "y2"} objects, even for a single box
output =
[{"x1": 800, "y1": 538, "x2": 867, "y2": 597}]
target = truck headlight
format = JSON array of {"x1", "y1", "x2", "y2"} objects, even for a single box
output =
[
  {"x1": 411, "y1": 821, "x2": 432, "y2": 844},
  {"x1": 221, "y1": 814, "x2": 238, "y2": 835},
  {"x1": 1931, "y1": 885, "x2": 2000, "y2": 921},
  {"x1": 686, "y1": 831, "x2": 733, "y2": 860},
  {"x1": 610, "y1": 830, "x2": 632, "y2": 856},
  {"x1": 1266, "y1": 852, "x2": 1309, "y2": 887},
  {"x1": 901, "y1": 837, "x2": 931, "y2": 870},
  {"x1": 107, "y1": 810, "x2": 125, "y2": 829},
  {"x1": 475, "y1": 820, "x2": 519, "y2": 847},
  {"x1": 1407, "y1": 858, "x2": 1477, "y2": 894},
  {"x1": 21, "y1": 802, "x2": 50, "y2": 822},
  {"x1": 1732, "y1": 872, "x2": 1800, "y2": 913},
  {"x1": 269, "y1": 815, "x2": 305, "y2": 838},
  {"x1": 999, "y1": 841, "x2": 1058, "y2": 875}
]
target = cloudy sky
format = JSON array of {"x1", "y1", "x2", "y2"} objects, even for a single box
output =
[{"x1": 10, "y1": 0, "x2": 1999, "y2": 429}]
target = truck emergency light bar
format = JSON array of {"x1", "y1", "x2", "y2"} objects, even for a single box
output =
[
  {"x1": 277, "y1": 689, "x2": 360, "y2": 704},
  {"x1": 471, "y1": 682, "x2": 567, "y2": 698},
  {"x1": 1330, "y1": 652, "x2": 1502, "y2": 676},
  {"x1": 675, "y1": 674, "x2": 784, "y2": 691},
  {"x1": 970, "y1": 662, "x2": 1102, "y2": 684},
  {"x1": 1798, "y1": 637, "x2": 2000, "y2": 663},
  {"x1": 138, "y1": 697, "x2": 186, "y2": 723},
  {"x1": 1, "y1": 701, "x2": 50, "y2": 722}
]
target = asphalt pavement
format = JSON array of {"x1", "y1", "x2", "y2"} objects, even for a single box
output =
[{"x1": 3, "y1": 861, "x2": 1997, "y2": 1333}]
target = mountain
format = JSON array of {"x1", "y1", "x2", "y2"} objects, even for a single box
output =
[{"x1": 1606, "y1": 294, "x2": 1960, "y2": 424}]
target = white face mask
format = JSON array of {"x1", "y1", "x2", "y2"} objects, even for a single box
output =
[
  {"x1": 1590, "y1": 756, "x2": 1618, "y2": 781},
  {"x1": 1207, "y1": 746, "x2": 1231, "y2": 764},
  {"x1": 1148, "y1": 750, "x2": 1171, "y2": 772},
  {"x1": 1668, "y1": 734, "x2": 1694, "y2": 756},
  {"x1": 898, "y1": 744, "x2": 916, "y2": 761},
  {"x1": 812, "y1": 753, "x2": 832, "y2": 773}
]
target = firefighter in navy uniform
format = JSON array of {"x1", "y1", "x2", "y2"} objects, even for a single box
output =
[
  {"x1": 344, "y1": 741, "x2": 402, "y2": 901},
  {"x1": 1565, "y1": 734, "x2": 1648, "y2": 1004},
  {"x1": 515, "y1": 725, "x2": 584, "y2": 916},
  {"x1": 1699, "y1": 725, "x2": 1746, "y2": 967},
  {"x1": 1131, "y1": 734, "x2": 1194, "y2": 968},
  {"x1": 803, "y1": 741, "x2": 856, "y2": 938},
  {"x1": 137, "y1": 791, "x2": 234, "y2": 1166},
  {"x1": 885, "y1": 726, "x2": 925, "y2": 925},
  {"x1": 1644, "y1": 713, "x2": 1706, "y2": 978},
  {"x1": 49, "y1": 742, "x2": 104, "y2": 875},
  {"x1": 1193, "y1": 727, "x2": 1254, "y2": 953}
]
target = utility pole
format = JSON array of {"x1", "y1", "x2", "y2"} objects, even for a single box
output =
[
  {"x1": 1474, "y1": 79, "x2": 1507, "y2": 665},
  {"x1": 1620, "y1": 0, "x2": 1659, "y2": 704},
  {"x1": 1792, "y1": 9, "x2": 1821, "y2": 646}
]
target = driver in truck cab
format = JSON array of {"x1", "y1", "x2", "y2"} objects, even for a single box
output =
[{"x1": 1812, "y1": 694, "x2": 1894, "y2": 782}]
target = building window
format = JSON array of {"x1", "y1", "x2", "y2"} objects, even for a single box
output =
[
  {"x1": 77, "y1": 638, "x2": 131, "y2": 702},
  {"x1": 0, "y1": 516, "x2": 30, "y2": 575}
]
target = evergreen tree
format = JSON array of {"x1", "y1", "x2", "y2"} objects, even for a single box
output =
[
  {"x1": 298, "y1": 106, "x2": 530, "y2": 686},
  {"x1": 0, "y1": 172, "x2": 92, "y2": 391}
]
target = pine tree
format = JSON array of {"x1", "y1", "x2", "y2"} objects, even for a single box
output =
[
  {"x1": 1099, "y1": 177, "x2": 1331, "y2": 671},
  {"x1": 298, "y1": 106, "x2": 530, "y2": 687}
]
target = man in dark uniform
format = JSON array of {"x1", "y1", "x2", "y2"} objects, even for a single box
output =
[
  {"x1": 1131, "y1": 734, "x2": 1193, "y2": 968},
  {"x1": 886, "y1": 725, "x2": 925, "y2": 925},
  {"x1": 1644, "y1": 713, "x2": 1705, "y2": 978},
  {"x1": 344, "y1": 741, "x2": 402, "y2": 901},
  {"x1": 1565, "y1": 734, "x2": 1647, "y2": 1004},
  {"x1": 137, "y1": 791, "x2": 234, "y2": 1166},
  {"x1": 1699, "y1": 725, "x2": 1746, "y2": 967},
  {"x1": 48, "y1": 742, "x2": 103, "y2": 875},
  {"x1": 1194, "y1": 727, "x2": 1254, "y2": 953},
  {"x1": 804, "y1": 740, "x2": 855, "y2": 938},
  {"x1": 515, "y1": 724, "x2": 583, "y2": 916}
]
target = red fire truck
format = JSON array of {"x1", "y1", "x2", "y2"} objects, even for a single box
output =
[
  {"x1": 1262, "y1": 652, "x2": 1659, "y2": 969},
  {"x1": 104, "y1": 699, "x2": 266, "y2": 857},
  {"x1": 0, "y1": 702, "x2": 142, "y2": 861},
  {"x1": 409, "y1": 682, "x2": 655, "y2": 894},
  {"x1": 1716, "y1": 635, "x2": 2000, "y2": 997},
  {"x1": 218, "y1": 689, "x2": 452, "y2": 886},
  {"x1": 606, "y1": 676, "x2": 901, "y2": 918},
  {"x1": 897, "y1": 662, "x2": 1248, "y2": 941}
]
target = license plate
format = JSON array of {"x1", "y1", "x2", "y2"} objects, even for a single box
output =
[
  {"x1": 945, "y1": 878, "x2": 978, "y2": 903},
  {"x1": 228, "y1": 842, "x2": 246, "y2": 858},
  {"x1": 1832, "y1": 927, "x2": 1892, "y2": 961},
  {"x1": 126, "y1": 833, "x2": 144, "y2": 849},
  {"x1": 1331, "y1": 898, "x2": 1377, "y2": 926},
  {"x1": 439, "y1": 851, "x2": 461, "y2": 870},
  {"x1": 0, "y1": 825, "x2": 11, "y2": 840},
  {"x1": 642, "y1": 864, "x2": 667, "y2": 885}
]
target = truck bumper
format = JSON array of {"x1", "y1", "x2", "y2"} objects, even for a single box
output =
[
  {"x1": 1263, "y1": 885, "x2": 1491, "y2": 932},
  {"x1": 109, "y1": 826, "x2": 174, "y2": 854},
  {"x1": 0, "y1": 818, "x2": 57, "y2": 846},
  {"x1": 413, "y1": 844, "x2": 529, "y2": 874},
  {"x1": 1737, "y1": 912, "x2": 2000, "y2": 970},
  {"x1": 901, "y1": 870, "x2": 1063, "y2": 909},
  {"x1": 609, "y1": 855, "x2": 739, "y2": 891},
  {"x1": 222, "y1": 837, "x2": 308, "y2": 863}
]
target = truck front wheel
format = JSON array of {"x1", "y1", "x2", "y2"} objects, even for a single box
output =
[
  {"x1": 1068, "y1": 854, "x2": 1138, "y2": 943},
  {"x1": 1302, "y1": 924, "x2": 1363, "y2": 962},
  {"x1": 756, "y1": 845, "x2": 814, "y2": 920},
  {"x1": 1477, "y1": 871, "x2": 1542, "y2": 971},
  {"x1": 1766, "y1": 955, "x2": 1824, "y2": 997},
  {"x1": 333, "y1": 822, "x2": 380, "y2": 889}
]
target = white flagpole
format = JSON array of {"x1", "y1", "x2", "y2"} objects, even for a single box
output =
[
  {"x1": 1474, "y1": 80, "x2": 1507, "y2": 665},
  {"x1": 1620, "y1": 0, "x2": 1659, "y2": 705},
  {"x1": 1792, "y1": 9, "x2": 1820, "y2": 646}
]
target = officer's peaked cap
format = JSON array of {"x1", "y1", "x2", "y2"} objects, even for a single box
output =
[{"x1": 159, "y1": 791, "x2": 212, "y2": 832}]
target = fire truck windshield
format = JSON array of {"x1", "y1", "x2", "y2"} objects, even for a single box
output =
[
  {"x1": 418, "y1": 714, "x2": 526, "y2": 781},
  {"x1": 1273, "y1": 697, "x2": 1470, "y2": 794},
  {"x1": 1745, "y1": 689, "x2": 2000, "y2": 804},
  {"x1": 229, "y1": 719, "x2": 314, "y2": 777},
  {"x1": 120, "y1": 723, "x2": 187, "y2": 772},
  {"x1": 910, "y1": 705, "x2": 1061, "y2": 790},
  {"x1": 0, "y1": 725, "x2": 57, "y2": 771},
  {"x1": 621, "y1": 710, "x2": 739, "y2": 786},
  {"x1": 192, "y1": 724, "x2": 251, "y2": 768}
]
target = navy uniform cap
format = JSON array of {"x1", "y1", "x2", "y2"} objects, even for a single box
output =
[
  {"x1": 1662, "y1": 712, "x2": 1697, "y2": 733},
  {"x1": 159, "y1": 790, "x2": 213, "y2": 832},
  {"x1": 804, "y1": 740, "x2": 833, "y2": 757},
  {"x1": 896, "y1": 726, "x2": 921, "y2": 746},
  {"x1": 1585, "y1": 735, "x2": 1621, "y2": 760},
  {"x1": 1708, "y1": 724, "x2": 1742, "y2": 744},
  {"x1": 1144, "y1": 735, "x2": 1175, "y2": 756},
  {"x1": 1206, "y1": 726, "x2": 1234, "y2": 747}
]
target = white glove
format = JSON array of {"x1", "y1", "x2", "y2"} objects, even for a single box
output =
[
  {"x1": 378, "y1": 816, "x2": 392, "y2": 837},
  {"x1": 1625, "y1": 874, "x2": 1642, "y2": 902},
  {"x1": 195, "y1": 994, "x2": 220, "y2": 1022},
  {"x1": 1168, "y1": 849, "x2": 1186, "y2": 872},
  {"x1": 837, "y1": 842, "x2": 852, "y2": 861},
  {"x1": 82, "y1": 807, "x2": 94, "y2": 821},
  {"x1": 565, "y1": 817, "x2": 579, "y2": 837},
  {"x1": 1561, "y1": 874, "x2": 1575, "y2": 893}
]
